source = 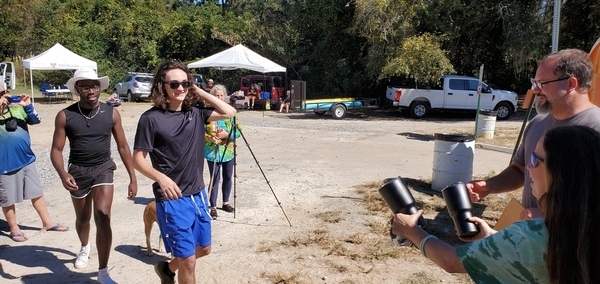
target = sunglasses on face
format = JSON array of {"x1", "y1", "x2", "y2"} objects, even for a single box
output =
[
  {"x1": 167, "y1": 81, "x2": 192, "y2": 89},
  {"x1": 76, "y1": 84, "x2": 100, "y2": 92},
  {"x1": 530, "y1": 152, "x2": 545, "y2": 167},
  {"x1": 530, "y1": 76, "x2": 570, "y2": 90}
]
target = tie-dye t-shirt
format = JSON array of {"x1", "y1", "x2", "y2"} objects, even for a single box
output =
[
  {"x1": 456, "y1": 218, "x2": 549, "y2": 284},
  {"x1": 204, "y1": 117, "x2": 241, "y2": 163}
]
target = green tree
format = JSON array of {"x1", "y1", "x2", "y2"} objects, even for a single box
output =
[{"x1": 380, "y1": 34, "x2": 454, "y2": 87}]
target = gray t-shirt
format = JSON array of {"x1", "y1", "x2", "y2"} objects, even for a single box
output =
[{"x1": 513, "y1": 106, "x2": 600, "y2": 208}]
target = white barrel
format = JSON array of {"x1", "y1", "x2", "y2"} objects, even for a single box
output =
[
  {"x1": 476, "y1": 110, "x2": 497, "y2": 139},
  {"x1": 431, "y1": 134, "x2": 475, "y2": 191}
]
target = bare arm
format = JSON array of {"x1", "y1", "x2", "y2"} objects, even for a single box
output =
[
  {"x1": 132, "y1": 149, "x2": 182, "y2": 200},
  {"x1": 393, "y1": 211, "x2": 466, "y2": 273},
  {"x1": 111, "y1": 108, "x2": 138, "y2": 200},
  {"x1": 195, "y1": 86, "x2": 237, "y2": 121},
  {"x1": 50, "y1": 111, "x2": 78, "y2": 191},
  {"x1": 468, "y1": 163, "x2": 525, "y2": 201}
]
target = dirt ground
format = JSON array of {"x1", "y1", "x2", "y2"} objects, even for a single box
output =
[{"x1": 0, "y1": 100, "x2": 524, "y2": 283}]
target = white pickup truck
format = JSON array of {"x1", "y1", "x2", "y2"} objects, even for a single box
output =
[{"x1": 385, "y1": 75, "x2": 518, "y2": 120}]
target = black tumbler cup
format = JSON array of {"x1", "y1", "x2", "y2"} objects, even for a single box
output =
[
  {"x1": 441, "y1": 181, "x2": 479, "y2": 238},
  {"x1": 379, "y1": 177, "x2": 427, "y2": 227}
]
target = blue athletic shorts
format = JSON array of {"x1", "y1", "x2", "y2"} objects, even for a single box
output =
[{"x1": 156, "y1": 190, "x2": 212, "y2": 258}]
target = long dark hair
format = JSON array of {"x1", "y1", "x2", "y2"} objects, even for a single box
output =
[
  {"x1": 150, "y1": 60, "x2": 200, "y2": 111},
  {"x1": 543, "y1": 125, "x2": 600, "y2": 283}
]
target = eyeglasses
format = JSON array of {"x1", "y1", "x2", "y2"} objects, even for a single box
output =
[
  {"x1": 530, "y1": 152, "x2": 545, "y2": 168},
  {"x1": 166, "y1": 81, "x2": 192, "y2": 89},
  {"x1": 76, "y1": 84, "x2": 100, "y2": 92},
  {"x1": 530, "y1": 76, "x2": 570, "y2": 90}
]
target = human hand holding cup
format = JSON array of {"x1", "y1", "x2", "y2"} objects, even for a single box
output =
[
  {"x1": 441, "y1": 182, "x2": 479, "y2": 238},
  {"x1": 378, "y1": 177, "x2": 426, "y2": 246}
]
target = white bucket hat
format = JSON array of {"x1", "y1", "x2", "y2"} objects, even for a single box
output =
[{"x1": 66, "y1": 68, "x2": 109, "y2": 94}]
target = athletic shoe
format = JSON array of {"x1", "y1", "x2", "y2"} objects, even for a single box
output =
[
  {"x1": 74, "y1": 244, "x2": 90, "y2": 269},
  {"x1": 210, "y1": 208, "x2": 218, "y2": 220},
  {"x1": 154, "y1": 261, "x2": 175, "y2": 284},
  {"x1": 98, "y1": 268, "x2": 117, "y2": 284}
]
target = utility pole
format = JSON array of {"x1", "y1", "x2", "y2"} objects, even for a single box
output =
[{"x1": 551, "y1": 0, "x2": 561, "y2": 53}]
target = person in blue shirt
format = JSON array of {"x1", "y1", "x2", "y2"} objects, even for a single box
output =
[{"x1": 0, "y1": 84, "x2": 69, "y2": 242}]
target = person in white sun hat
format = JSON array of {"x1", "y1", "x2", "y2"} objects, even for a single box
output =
[{"x1": 50, "y1": 68, "x2": 138, "y2": 284}]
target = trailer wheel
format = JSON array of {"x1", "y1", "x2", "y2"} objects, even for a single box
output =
[
  {"x1": 409, "y1": 101, "x2": 430, "y2": 119},
  {"x1": 314, "y1": 110, "x2": 326, "y2": 116},
  {"x1": 331, "y1": 104, "x2": 347, "y2": 119}
]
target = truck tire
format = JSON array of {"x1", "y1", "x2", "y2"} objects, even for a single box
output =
[
  {"x1": 331, "y1": 104, "x2": 347, "y2": 119},
  {"x1": 494, "y1": 102, "x2": 512, "y2": 120},
  {"x1": 409, "y1": 101, "x2": 430, "y2": 119},
  {"x1": 314, "y1": 110, "x2": 326, "y2": 116}
]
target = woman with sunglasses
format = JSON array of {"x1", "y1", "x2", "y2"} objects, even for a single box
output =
[
  {"x1": 132, "y1": 60, "x2": 236, "y2": 284},
  {"x1": 392, "y1": 125, "x2": 600, "y2": 283}
]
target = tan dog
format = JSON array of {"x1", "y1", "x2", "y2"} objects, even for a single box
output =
[{"x1": 144, "y1": 201, "x2": 163, "y2": 256}]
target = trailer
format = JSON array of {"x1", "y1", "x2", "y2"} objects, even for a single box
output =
[{"x1": 300, "y1": 97, "x2": 379, "y2": 119}]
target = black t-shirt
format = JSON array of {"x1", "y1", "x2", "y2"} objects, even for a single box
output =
[
  {"x1": 64, "y1": 103, "x2": 114, "y2": 166},
  {"x1": 134, "y1": 106, "x2": 213, "y2": 201}
]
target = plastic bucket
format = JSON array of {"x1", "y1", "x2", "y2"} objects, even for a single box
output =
[
  {"x1": 431, "y1": 134, "x2": 475, "y2": 191},
  {"x1": 476, "y1": 110, "x2": 497, "y2": 139}
]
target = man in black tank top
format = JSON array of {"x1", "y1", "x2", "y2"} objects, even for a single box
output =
[{"x1": 50, "y1": 68, "x2": 138, "y2": 284}]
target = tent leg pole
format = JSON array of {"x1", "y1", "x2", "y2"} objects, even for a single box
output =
[{"x1": 30, "y1": 69, "x2": 34, "y2": 103}]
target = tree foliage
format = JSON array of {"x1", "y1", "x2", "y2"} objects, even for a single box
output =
[
  {"x1": 380, "y1": 34, "x2": 455, "y2": 87},
  {"x1": 0, "y1": 0, "x2": 597, "y2": 98}
]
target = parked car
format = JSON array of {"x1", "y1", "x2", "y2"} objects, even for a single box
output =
[
  {"x1": 385, "y1": 75, "x2": 518, "y2": 120},
  {"x1": 192, "y1": 74, "x2": 207, "y2": 89},
  {"x1": 114, "y1": 72, "x2": 153, "y2": 102}
]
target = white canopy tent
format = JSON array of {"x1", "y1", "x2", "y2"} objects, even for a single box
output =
[
  {"x1": 23, "y1": 43, "x2": 97, "y2": 101},
  {"x1": 187, "y1": 44, "x2": 286, "y2": 73}
]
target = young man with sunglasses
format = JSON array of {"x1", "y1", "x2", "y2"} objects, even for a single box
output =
[
  {"x1": 0, "y1": 83, "x2": 69, "y2": 243},
  {"x1": 132, "y1": 60, "x2": 236, "y2": 284},
  {"x1": 50, "y1": 68, "x2": 138, "y2": 284},
  {"x1": 467, "y1": 49, "x2": 600, "y2": 218}
]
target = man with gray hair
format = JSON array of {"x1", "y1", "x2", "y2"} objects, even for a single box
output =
[{"x1": 468, "y1": 49, "x2": 600, "y2": 218}]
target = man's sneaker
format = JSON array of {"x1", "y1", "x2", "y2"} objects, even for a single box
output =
[
  {"x1": 154, "y1": 261, "x2": 175, "y2": 284},
  {"x1": 74, "y1": 244, "x2": 90, "y2": 269},
  {"x1": 98, "y1": 268, "x2": 117, "y2": 284}
]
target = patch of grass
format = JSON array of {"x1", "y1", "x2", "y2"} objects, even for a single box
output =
[
  {"x1": 256, "y1": 241, "x2": 274, "y2": 253},
  {"x1": 404, "y1": 271, "x2": 441, "y2": 284},
  {"x1": 280, "y1": 229, "x2": 335, "y2": 248},
  {"x1": 477, "y1": 126, "x2": 521, "y2": 148},
  {"x1": 363, "y1": 238, "x2": 401, "y2": 260},
  {"x1": 260, "y1": 271, "x2": 302, "y2": 284},
  {"x1": 366, "y1": 220, "x2": 389, "y2": 236},
  {"x1": 324, "y1": 260, "x2": 349, "y2": 273},
  {"x1": 315, "y1": 211, "x2": 343, "y2": 223},
  {"x1": 344, "y1": 233, "x2": 365, "y2": 244}
]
